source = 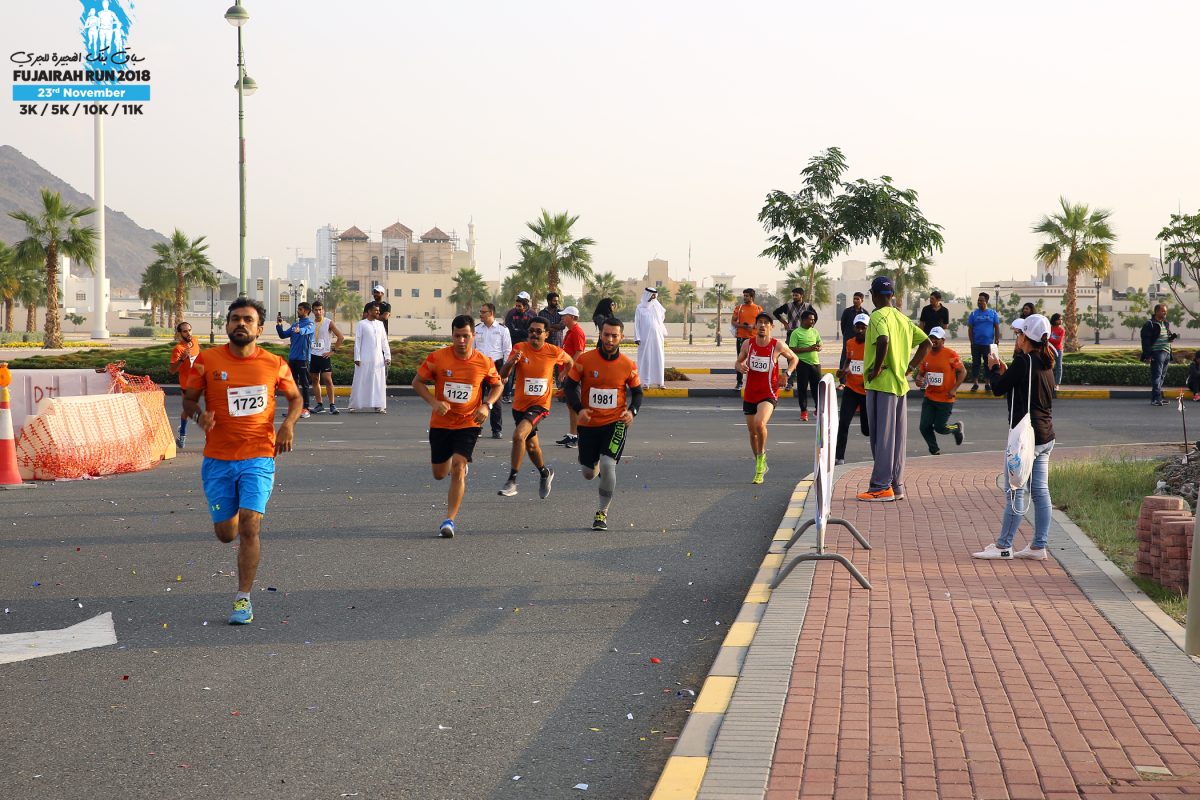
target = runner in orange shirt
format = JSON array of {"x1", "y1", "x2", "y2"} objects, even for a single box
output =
[
  {"x1": 168, "y1": 321, "x2": 200, "y2": 449},
  {"x1": 835, "y1": 313, "x2": 872, "y2": 465},
  {"x1": 914, "y1": 326, "x2": 967, "y2": 455},
  {"x1": 731, "y1": 288, "x2": 764, "y2": 390},
  {"x1": 563, "y1": 317, "x2": 643, "y2": 531},
  {"x1": 413, "y1": 314, "x2": 503, "y2": 538},
  {"x1": 497, "y1": 316, "x2": 573, "y2": 499},
  {"x1": 182, "y1": 298, "x2": 302, "y2": 625}
]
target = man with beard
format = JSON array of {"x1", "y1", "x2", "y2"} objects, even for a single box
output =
[
  {"x1": 183, "y1": 298, "x2": 302, "y2": 624},
  {"x1": 168, "y1": 321, "x2": 200, "y2": 449}
]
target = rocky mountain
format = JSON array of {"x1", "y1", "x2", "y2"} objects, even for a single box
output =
[{"x1": 0, "y1": 144, "x2": 167, "y2": 292}]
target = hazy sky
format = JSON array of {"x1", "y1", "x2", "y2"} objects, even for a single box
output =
[{"x1": 5, "y1": 0, "x2": 1199, "y2": 295}]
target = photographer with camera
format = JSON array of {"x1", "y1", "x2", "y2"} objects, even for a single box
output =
[{"x1": 1140, "y1": 303, "x2": 1179, "y2": 406}]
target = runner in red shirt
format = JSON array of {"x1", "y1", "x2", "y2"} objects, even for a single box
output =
[
  {"x1": 736, "y1": 313, "x2": 799, "y2": 484},
  {"x1": 557, "y1": 306, "x2": 587, "y2": 448}
]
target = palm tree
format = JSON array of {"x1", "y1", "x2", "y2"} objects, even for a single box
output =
[
  {"x1": 654, "y1": 285, "x2": 672, "y2": 305},
  {"x1": 675, "y1": 282, "x2": 698, "y2": 342},
  {"x1": 8, "y1": 188, "x2": 97, "y2": 348},
  {"x1": 704, "y1": 284, "x2": 735, "y2": 344},
  {"x1": 138, "y1": 260, "x2": 174, "y2": 328},
  {"x1": 0, "y1": 241, "x2": 25, "y2": 333},
  {"x1": 320, "y1": 276, "x2": 359, "y2": 322},
  {"x1": 18, "y1": 276, "x2": 48, "y2": 333},
  {"x1": 516, "y1": 209, "x2": 595, "y2": 295},
  {"x1": 582, "y1": 271, "x2": 625, "y2": 314},
  {"x1": 148, "y1": 229, "x2": 216, "y2": 324},
  {"x1": 783, "y1": 265, "x2": 832, "y2": 307},
  {"x1": 868, "y1": 253, "x2": 932, "y2": 313},
  {"x1": 449, "y1": 267, "x2": 491, "y2": 314},
  {"x1": 1033, "y1": 197, "x2": 1116, "y2": 352}
]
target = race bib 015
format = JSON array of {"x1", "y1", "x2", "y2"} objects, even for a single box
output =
[{"x1": 849, "y1": 360, "x2": 864, "y2": 375}]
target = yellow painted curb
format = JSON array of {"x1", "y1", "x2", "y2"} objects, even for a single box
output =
[
  {"x1": 796, "y1": 479, "x2": 813, "y2": 487},
  {"x1": 762, "y1": 553, "x2": 784, "y2": 568},
  {"x1": 675, "y1": 368, "x2": 712, "y2": 374},
  {"x1": 644, "y1": 388, "x2": 690, "y2": 398},
  {"x1": 649, "y1": 756, "x2": 708, "y2": 800},
  {"x1": 744, "y1": 583, "x2": 772, "y2": 603},
  {"x1": 722, "y1": 621, "x2": 758, "y2": 648},
  {"x1": 693, "y1": 675, "x2": 738, "y2": 713},
  {"x1": 773, "y1": 527, "x2": 794, "y2": 541},
  {"x1": 1057, "y1": 389, "x2": 1109, "y2": 399}
]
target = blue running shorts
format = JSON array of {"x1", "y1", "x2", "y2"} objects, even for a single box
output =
[{"x1": 201, "y1": 456, "x2": 276, "y2": 523}]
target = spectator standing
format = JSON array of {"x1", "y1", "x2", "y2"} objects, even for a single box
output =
[
  {"x1": 914, "y1": 326, "x2": 966, "y2": 455},
  {"x1": 966, "y1": 292, "x2": 1001, "y2": 392},
  {"x1": 775, "y1": 287, "x2": 816, "y2": 389},
  {"x1": 474, "y1": 302, "x2": 513, "y2": 438},
  {"x1": 541, "y1": 291, "x2": 565, "y2": 347},
  {"x1": 787, "y1": 309, "x2": 822, "y2": 422},
  {"x1": 276, "y1": 303, "x2": 315, "y2": 418},
  {"x1": 918, "y1": 291, "x2": 949, "y2": 334},
  {"x1": 1047, "y1": 313, "x2": 1066, "y2": 388},
  {"x1": 634, "y1": 288, "x2": 667, "y2": 389},
  {"x1": 591, "y1": 298, "x2": 615, "y2": 334},
  {"x1": 557, "y1": 306, "x2": 587, "y2": 447},
  {"x1": 365, "y1": 285, "x2": 391, "y2": 333},
  {"x1": 835, "y1": 313, "x2": 871, "y2": 465},
  {"x1": 349, "y1": 303, "x2": 390, "y2": 412},
  {"x1": 1019, "y1": 302, "x2": 1036, "y2": 319},
  {"x1": 503, "y1": 293, "x2": 534, "y2": 402},
  {"x1": 1188, "y1": 350, "x2": 1200, "y2": 401},
  {"x1": 858, "y1": 276, "x2": 931, "y2": 502},
  {"x1": 973, "y1": 314, "x2": 1056, "y2": 560},
  {"x1": 1141, "y1": 303, "x2": 1178, "y2": 406},
  {"x1": 731, "y1": 288, "x2": 764, "y2": 390}
]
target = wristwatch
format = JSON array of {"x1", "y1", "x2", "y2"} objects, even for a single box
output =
[{"x1": 484, "y1": 401, "x2": 493, "y2": 410}]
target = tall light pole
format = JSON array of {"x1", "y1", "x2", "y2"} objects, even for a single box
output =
[
  {"x1": 1094, "y1": 278, "x2": 1102, "y2": 345},
  {"x1": 714, "y1": 282, "x2": 725, "y2": 347},
  {"x1": 225, "y1": 4, "x2": 257, "y2": 297}
]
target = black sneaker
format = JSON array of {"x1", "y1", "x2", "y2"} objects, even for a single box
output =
[
  {"x1": 564, "y1": 436, "x2": 577, "y2": 449},
  {"x1": 970, "y1": 383, "x2": 979, "y2": 393},
  {"x1": 539, "y1": 466, "x2": 555, "y2": 499},
  {"x1": 498, "y1": 478, "x2": 518, "y2": 497},
  {"x1": 953, "y1": 420, "x2": 964, "y2": 446},
  {"x1": 312, "y1": 403, "x2": 325, "y2": 414},
  {"x1": 555, "y1": 434, "x2": 572, "y2": 446},
  {"x1": 329, "y1": 406, "x2": 340, "y2": 415},
  {"x1": 592, "y1": 511, "x2": 608, "y2": 531},
  {"x1": 491, "y1": 431, "x2": 503, "y2": 439}
]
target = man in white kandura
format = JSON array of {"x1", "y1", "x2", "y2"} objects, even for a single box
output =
[
  {"x1": 634, "y1": 287, "x2": 667, "y2": 389},
  {"x1": 350, "y1": 302, "x2": 390, "y2": 413}
]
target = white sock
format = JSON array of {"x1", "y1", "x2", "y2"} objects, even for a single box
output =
[{"x1": 236, "y1": 591, "x2": 251, "y2": 602}]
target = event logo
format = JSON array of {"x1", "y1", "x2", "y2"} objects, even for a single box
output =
[{"x1": 10, "y1": 0, "x2": 150, "y2": 115}]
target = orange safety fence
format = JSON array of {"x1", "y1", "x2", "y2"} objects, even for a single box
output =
[{"x1": 15, "y1": 364, "x2": 176, "y2": 480}]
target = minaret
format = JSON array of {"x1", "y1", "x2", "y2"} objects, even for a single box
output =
[{"x1": 467, "y1": 217, "x2": 477, "y2": 270}]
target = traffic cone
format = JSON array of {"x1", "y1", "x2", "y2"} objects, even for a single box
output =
[{"x1": 0, "y1": 363, "x2": 28, "y2": 487}]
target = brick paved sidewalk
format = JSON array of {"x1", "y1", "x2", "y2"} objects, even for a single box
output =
[{"x1": 765, "y1": 454, "x2": 1200, "y2": 800}]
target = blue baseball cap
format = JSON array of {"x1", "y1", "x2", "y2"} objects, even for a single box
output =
[{"x1": 870, "y1": 275, "x2": 894, "y2": 296}]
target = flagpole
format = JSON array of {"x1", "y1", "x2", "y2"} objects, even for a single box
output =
[{"x1": 91, "y1": 113, "x2": 110, "y2": 339}]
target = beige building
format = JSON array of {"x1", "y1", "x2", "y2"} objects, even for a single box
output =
[
  {"x1": 334, "y1": 221, "x2": 477, "y2": 320},
  {"x1": 620, "y1": 258, "x2": 697, "y2": 301}
]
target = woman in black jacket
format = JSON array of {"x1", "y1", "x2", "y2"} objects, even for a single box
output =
[
  {"x1": 973, "y1": 314, "x2": 1056, "y2": 561},
  {"x1": 592, "y1": 298, "x2": 615, "y2": 333}
]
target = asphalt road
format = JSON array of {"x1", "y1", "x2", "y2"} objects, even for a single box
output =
[{"x1": 0, "y1": 396, "x2": 1181, "y2": 800}]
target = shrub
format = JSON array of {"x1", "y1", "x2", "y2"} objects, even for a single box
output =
[
  {"x1": 964, "y1": 358, "x2": 1186, "y2": 387},
  {"x1": 127, "y1": 326, "x2": 174, "y2": 338}
]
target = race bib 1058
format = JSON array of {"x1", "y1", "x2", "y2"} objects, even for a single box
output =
[{"x1": 925, "y1": 372, "x2": 944, "y2": 386}]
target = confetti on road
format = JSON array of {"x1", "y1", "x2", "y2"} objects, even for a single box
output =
[{"x1": 650, "y1": 657, "x2": 661, "y2": 664}]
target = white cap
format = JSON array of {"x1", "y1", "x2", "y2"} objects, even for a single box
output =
[
  {"x1": 373, "y1": 284, "x2": 385, "y2": 293},
  {"x1": 853, "y1": 313, "x2": 870, "y2": 326},
  {"x1": 561, "y1": 306, "x2": 580, "y2": 317},
  {"x1": 1021, "y1": 313, "x2": 1051, "y2": 342},
  {"x1": 517, "y1": 291, "x2": 531, "y2": 301},
  {"x1": 1010, "y1": 317, "x2": 1026, "y2": 331},
  {"x1": 928, "y1": 326, "x2": 946, "y2": 339}
]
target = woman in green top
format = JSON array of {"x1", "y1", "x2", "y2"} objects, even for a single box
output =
[{"x1": 787, "y1": 309, "x2": 822, "y2": 422}]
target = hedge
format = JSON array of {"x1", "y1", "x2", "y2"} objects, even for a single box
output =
[
  {"x1": 966, "y1": 359, "x2": 1189, "y2": 387},
  {"x1": 127, "y1": 326, "x2": 175, "y2": 338},
  {"x1": 0, "y1": 332, "x2": 44, "y2": 344}
]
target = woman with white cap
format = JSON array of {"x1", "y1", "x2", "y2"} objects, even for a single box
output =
[{"x1": 973, "y1": 313, "x2": 1057, "y2": 561}]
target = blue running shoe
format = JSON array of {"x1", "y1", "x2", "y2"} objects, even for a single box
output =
[
  {"x1": 439, "y1": 519, "x2": 455, "y2": 538},
  {"x1": 229, "y1": 598, "x2": 253, "y2": 625}
]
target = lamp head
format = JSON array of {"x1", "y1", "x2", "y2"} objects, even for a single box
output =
[
  {"x1": 235, "y1": 75, "x2": 258, "y2": 96},
  {"x1": 224, "y1": 4, "x2": 249, "y2": 27}
]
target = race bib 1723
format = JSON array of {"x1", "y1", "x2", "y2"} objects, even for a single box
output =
[
  {"x1": 443, "y1": 381, "x2": 473, "y2": 404},
  {"x1": 589, "y1": 387, "x2": 618, "y2": 409},
  {"x1": 227, "y1": 385, "x2": 268, "y2": 417}
]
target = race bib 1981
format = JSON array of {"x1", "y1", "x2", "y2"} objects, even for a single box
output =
[
  {"x1": 523, "y1": 377, "x2": 548, "y2": 396},
  {"x1": 749, "y1": 355, "x2": 771, "y2": 372},
  {"x1": 849, "y1": 360, "x2": 864, "y2": 375},
  {"x1": 227, "y1": 385, "x2": 268, "y2": 417},
  {"x1": 589, "y1": 387, "x2": 618, "y2": 409},
  {"x1": 443, "y1": 381, "x2": 473, "y2": 404}
]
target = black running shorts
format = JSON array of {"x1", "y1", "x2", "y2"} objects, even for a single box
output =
[
  {"x1": 743, "y1": 398, "x2": 777, "y2": 415},
  {"x1": 309, "y1": 354, "x2": 332, "y2": 374},
  {"x1": 512, "y1": 405, "x2": 550, "y2": 437},
  {"x1": 577, "y1": 421, "x2": 627, "y2": 467},
  {"x1": 429, "y1": 426, "x2": 482, "y2": 465}
]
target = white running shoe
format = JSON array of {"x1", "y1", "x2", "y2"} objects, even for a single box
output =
[
  {"x1": 1013, "y1": 545, "x2": 1047, "y2": 560},
  {"x1": 972, "y1": 543, "x2": 1013, "y2": 560}
]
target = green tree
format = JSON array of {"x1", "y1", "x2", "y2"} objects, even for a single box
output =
[
  {"x1": 869, "y1": 253, "x2": 932, "y2": 313},
  {"x1": 1157, "y1": 211, "x2": 1200, "y2": 327},
  {"x1": 759, "y1": 146, "x2": 943, "y2": 311},
  {"x1": 148, "y1": 229, "x2": 216, "y2": 325},
  {"x1": 0, "y1": 241, "x2": 29, "y2": 333},
  {"x1": 449, "y1": 267, "x2": 490, "y2": 313},
  {"x1": 138, "y1": 260, "x2": 174, "y2": 328},
  {"x1": 783, "y1": 264, "x2": 832, "y2": 306},
  {"x1": 65, "y1": 312, "x2": 86, "y2": 327},
  {"x1": 582, "y1": 271, "x2": 625, "y2": 314},
  {"x1": 320, "y1": 276, "x2": 359, "y2": 322},
  {"x1": 675, "y1": 283, "x2": 698, "y2": 341},
  {"x1": 1118, "y1": 288, "x2": 1151, "y2": 340},
  {"x1": 18, "y1": 274, "x2": 47, "y2": 332},
  {"x1": 1033, "y1": 197, "x2": 1116, "y2": 353},
  {"x1": 516, "y1": 209, "x2": 595, "y2": 295},
  {"x1": 1080, "y1": 304, "x2": 1112, "y2": 338},
  {"x1": 8, "y1": 188, "x2": 98, "y2": 349},
  {"x1": 704, "y1": 284, "x2": 735, "y2": 344},
  {"x1": 654, "y1": 285, "x2": 671, "y2": 305}
]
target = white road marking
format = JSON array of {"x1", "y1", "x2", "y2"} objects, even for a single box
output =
[
  {"x1": 687, "y1": 442, "x2": 708, "y2": 444},
  {"x1": 0, "y1": 612, "x2": 117, "y2": 665}
]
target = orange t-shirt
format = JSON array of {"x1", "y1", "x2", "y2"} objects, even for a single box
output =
[
  {"x1": 732, "y1": 303, "x2": 764, "y2": 339},
  {"x1": 170, "y1": 340, "x2": 200, "y2": 388},
  {"x1": 842, "y1": 337, "x2": 866, "y2": 395},
  {"x1": 417, "y1": 346, "x2": 502, "y2": 430},
  {"x1": 568, "y1": 348, "x2": 641, "y2": 427},
  {"x1": 509, "y1": 342, "x2": 570, "y2": 412},
  {"x1": 187, "y1": 344, "x2": 296, "y2": 461},
  {"x1": 920, "y1": 346, "x2": 963, "y2": 404}
]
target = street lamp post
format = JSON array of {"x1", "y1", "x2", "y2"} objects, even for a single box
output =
[
  {"x1": 1094, "y1": 279, "x2": 1102, "y2": 345},
  {"x1": 208, "y1": 283, "x2": 215, "y2": 344},
  {"x1": 225, "y1": 4, "x2": 256, "y2": 298},
  {"x1": 714, "y1": 282, "x2": 725, "y2": 347}
]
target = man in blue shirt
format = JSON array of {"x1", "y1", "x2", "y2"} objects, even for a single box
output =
[
  {"x1": 965, "y1": 292, "x2": 1001, "y2": 392},
  {"x1": 277, "y1": 302, "x2": 316, "y2": 418}
]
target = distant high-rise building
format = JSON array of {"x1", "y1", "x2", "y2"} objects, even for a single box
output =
[
  {"x1": 315, "y1": 224, "x2": 338, "y2": 286},
  {"x1": 287, "y1": 257, "x2": 317, "y2": 285}
]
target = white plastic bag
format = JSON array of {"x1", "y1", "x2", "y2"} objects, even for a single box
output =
[{"x1": 1004, "y1": 354, "x2": 1035, "y2": 510}]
